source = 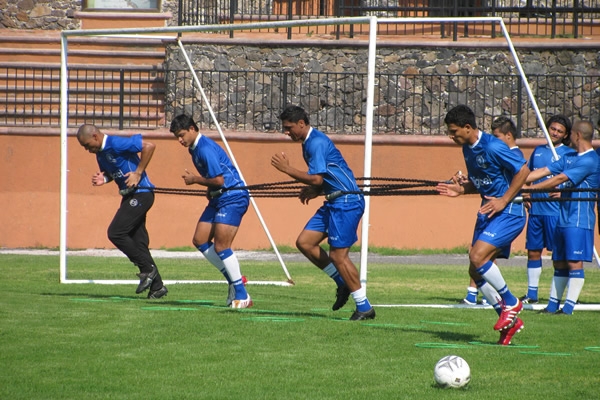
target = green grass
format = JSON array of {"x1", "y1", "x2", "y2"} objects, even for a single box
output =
[
  {"x1": 2, "y1": 254, "x2": 600, "y2": 399},
  {"x1": 259, "y1": 244, "x2": 471, "y2": 256}
]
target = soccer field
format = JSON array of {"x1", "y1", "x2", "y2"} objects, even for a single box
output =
[{"x1": 2, "y1": 253, "x2": 599, "y2": 399}]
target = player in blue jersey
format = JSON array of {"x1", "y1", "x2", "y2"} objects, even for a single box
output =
[
  {"x1": 76, "y1": 124, "x2": 167, "y2": 298},
  {"x1": 271, "y1": 105, "x2": 375, "y2": 321},
  {"x1": 525, "y1": 120, "x2": 599, "y2": 315},
  {"x1": 520, "y1": 115, "x2": 574, "y2": 304},
  {"x1": 169, "y1": 114, "x2": 252, "y2": 309},
  {"x1": 460, "y1": 116, "x2": 523, "y2": 306},
  {"x1": 437, "y1": 105, "x2": 528, "y2": 345}
]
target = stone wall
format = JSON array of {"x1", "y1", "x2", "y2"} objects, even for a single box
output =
[
  {"x1": 0, "y1": 0, "x2": 80, "y2": 29},
  {"x1": 165, "y1": 42, "x2": 600, "y2": 136},
  {"x1": 0, "y1": 0, "x2": 180, "y2": 29}
]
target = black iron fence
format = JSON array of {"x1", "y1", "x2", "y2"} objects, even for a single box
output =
[
  {"x1": 177, "y1": 0, "x2": 600, "y2": 39},
  {"x1": 0, "y1": 65, "x2": 165, "y2": 129},
  {"x1": 166, "y1": 69, "x2": 599, "y2": 137},
  {"x1": 2, "y1": 65, "x2": 597, "y2": 137}
]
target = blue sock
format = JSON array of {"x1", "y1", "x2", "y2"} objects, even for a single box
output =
[
  {"x1": 322, "y1": 264, "x2": 345, "y2": 287},
  {"x1": 465, "y1": 287, "x2": 478, "y2": 303},
  {"x1": 352, "y1": 287, "x2": 372, "y2": 312}
]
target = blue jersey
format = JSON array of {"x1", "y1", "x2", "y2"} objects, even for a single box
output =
[
  {"x1": 302, "y1": 128, "x2": 363, "y2": 203},
  {"x1": 189, "y1": 134, "x2": 246, "y2": 193},
  {"x1": 528, "y1": 144, "x2": 576, "y2": 216},
  {"x1": 463, "y1": 132, "x2": 527, "y2": 216},
  {"x1": 96, "y1": 134, "x2": 154, "y2": 195},
  {"x1": 511, "y1": 146, "x2": 524, "y2": 160},
  {"x1": 548, "y1": 149, "x2": 600, "y2": 230}
]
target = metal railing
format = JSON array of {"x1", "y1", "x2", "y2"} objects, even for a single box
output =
[
  {"x1": 177, "y1": 0, "x2": 600, "y2": 39},
  {"x1": 166, "y1": 69, "x2": 599, "y2": 137},
  {"x1": 0, "y1": 65, "x2": 165, "y2": 129}
]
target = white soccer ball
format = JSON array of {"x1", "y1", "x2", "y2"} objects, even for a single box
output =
[{"x1": 433, "y1": 355, "x2": 471, "y2": 389}]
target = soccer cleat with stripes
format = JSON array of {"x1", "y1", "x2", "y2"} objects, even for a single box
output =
[
  {"x1": 519, "y1": 295, "x2": 538, "y2": 304},
  {"x1": 230, "y1": 295, "x2": 253, "y2": 309},
  {"x1": 493, "y1": 298, "x2": 523, "y2": 331},
  {"x1": 497, "y1": 317, "x2": 523, "y2": 345}
]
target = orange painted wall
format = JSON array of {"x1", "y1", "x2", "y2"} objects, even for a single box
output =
[{"x1": 1, "y1": 132, "x2": 540, "y2": 251}]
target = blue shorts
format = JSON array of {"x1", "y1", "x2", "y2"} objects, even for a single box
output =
[
  {"x1": 199, "y1": 193, "x2": 249, "y2": 227},
  {"x1": 304, "y1": 200, "x2": 365, "y2": 248},
  {"x1": 472, "y1": 212, "x2": 526, "y2": 259},
  {"x1": 552, "y1": 227, "x2": 594, "y2": 262},
  {"x1": 526, "y1": 214, "x2": 558, "y2": 251}
]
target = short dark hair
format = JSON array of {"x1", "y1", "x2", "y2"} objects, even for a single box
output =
[
  {"x1": 170, "y1": 114, "x2": 198, "y2": 134},
  {"x1": 444, "y1": 105, "x2": 477, "y2": 129},
  {"x1": 279, "y1": 105, "x2": 309, "y2": 125},
  {"x1": 491, "y1": 116, "x2": 519, "y2": 139},
  {"x1": 546, "y1": 114, "x2": 571, "y2": 145}
]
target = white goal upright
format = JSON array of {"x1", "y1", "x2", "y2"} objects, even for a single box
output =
[{"x1": 59, "y1": 16, "x2": 552, "y2": 287}]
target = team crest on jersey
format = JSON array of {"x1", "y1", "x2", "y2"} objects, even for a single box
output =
[
  {"x1": 476, "y1": 155, "x2": 488, "y2": 169},
  {"x1": 106, "y1": 153, "x2": 116, "y2": 164},
  {"x1": 129, "y1": 198, "x2": 138, "y2": 207}
]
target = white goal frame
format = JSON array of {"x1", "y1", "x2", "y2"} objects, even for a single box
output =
[{"x1": 60, "y1": 16, "x2": 557, "y2": 287}]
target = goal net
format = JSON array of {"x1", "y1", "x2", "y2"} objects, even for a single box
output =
[{"x1": 59, "y1": 16, "x2": 549, "y2": 288}]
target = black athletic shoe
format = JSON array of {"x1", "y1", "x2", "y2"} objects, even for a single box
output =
[
  {"x1": 538, "y1": 307, "x2": 557, "y2": 314},
  {"x1": 147, "y1": 286, "x2": 168, "y2": 299},
  {"x1": 519, "y1": 295, "x2": 538, "y2": 304},
  {"x1": 332, "y1": 285, "x2": 351, "y2": 311},
  {"x1": 349, "y1": 308, "x2": 376, "y2": 321},
  {"x1": 136, "y1": 265, "x2": 158, "y2": 294}
]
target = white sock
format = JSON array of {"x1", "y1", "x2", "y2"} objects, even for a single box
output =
[
  {"x1": 201, "y1": 244, "x2": 230, "y2": 283},
  {"x1": 221, "y1": 251, "x2": 243, "y2": 283}
]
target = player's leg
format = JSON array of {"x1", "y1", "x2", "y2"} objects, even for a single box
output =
[
  {"x1": 107, "y1": 192, "x2": 161, "y2": 294},
  {"x1": 327, "y1": 201, "x2": 374, "y2": 320},
  {"x1": 543, "y1": 227, "x2": 569, "y2": 313},
  {"x1": 213, "y1": 222, "x2": 251, "y2": 307},
  {"x1": 523, "y1": 215, "x2": 543, "y2": 303},
  {"x1": 560, "y1": 228, "x2": 592, "y2": 314},
  {"x1": 130, "y1": 216, "x2": 167, "y2": 297},
  {"x1": 470, "y1": 213, "x2": 525, "y2": 331},
  {"x1": 329, "y1": 246, "x2": 374, "y2": 320},
  {"x1": 193, "y1": 205, "x2": 232, "y2": 282}
]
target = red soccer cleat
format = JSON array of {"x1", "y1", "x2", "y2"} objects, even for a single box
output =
[
  {"x1": 494, "y1": 298, "x2": 523, "y2": 331},
  {"x1": 497, "y1": 317, "x2": 523, "y2": 345}
]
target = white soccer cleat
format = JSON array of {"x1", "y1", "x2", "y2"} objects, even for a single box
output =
[{"x1": 230, "y1": 295, "x2": 253, "y2": 309}]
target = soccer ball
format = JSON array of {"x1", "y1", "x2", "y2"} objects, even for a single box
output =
[{"x1": 433, "y1": 355, "x2": 471, "y2": 389}]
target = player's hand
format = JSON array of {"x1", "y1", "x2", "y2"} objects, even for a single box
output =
[
  {"x1": 92, "y1": 172, "x2": 105, "y2": 186},
  {"x1": 271, "y1": 152, "x2": 290, "y2": 173},
  {"x1": 436, "y1": 182, "x2": 462, "y2": 197},
  {"x1": 480, "y1": 196, "x2": 508, "y2": 218},
  {"x1": 549, "y1": 189, "x2": 561, "y2": 199},
  {"x1": 521, "y1": 192, "x2": 531, "y2": 210},
  {"x1": 299, "y1": 186, "x2": 320, "y2": 205},
  {"x1": 182, "y1": 169, "x2": 197, "y2": 185},
  {"x1": 124, "y1": 171, "x2": 141, "y2": 187}
]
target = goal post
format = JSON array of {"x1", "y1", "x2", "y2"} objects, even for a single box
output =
[{"x1": 59, "y1": 15, "x2": 573, "y2": 288}]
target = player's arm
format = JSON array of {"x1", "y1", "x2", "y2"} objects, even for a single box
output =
[
  {"x1": 125, "y1": 140, "x2": 155, "y2": 188},
  {"x1": 181, "y1": 169, "x2": 225, "y2": 187},
  {"x1": 271, "y1": 152, "x2": 324, "y2": 186},
  {"x1": 525, "y1": 166, "x2": 551, "y2": 184},
  {"x1": 528, "y1": 173, "x2": 569, "y2": 191}
]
